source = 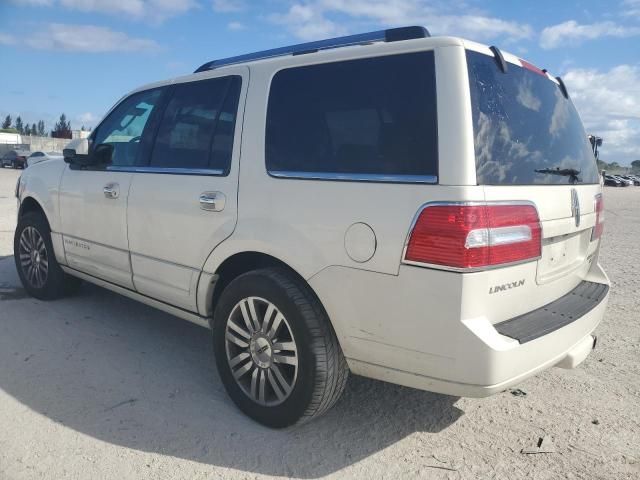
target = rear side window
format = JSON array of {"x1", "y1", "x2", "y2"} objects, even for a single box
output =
[
  {"x1": 266, "y1": 52, "x2": 438, "y2": 181},
  {"x1": 151, "y1": 75, "x2": 241, "y2": 172},
  {"x1": 467, "y1": 51, "x2": 599, "y2": 185}
]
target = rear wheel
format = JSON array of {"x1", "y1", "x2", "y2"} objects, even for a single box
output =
[
  {"x1": 212, "y1": 268, "x2": 348, "y2": 428},
  {"x1": 14, "y1": 211, "x2": 81, "y2": 300}
]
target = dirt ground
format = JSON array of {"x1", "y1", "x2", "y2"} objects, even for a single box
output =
[{"x1": 0, "y1": 167, "x2": 638, "y2": 480}]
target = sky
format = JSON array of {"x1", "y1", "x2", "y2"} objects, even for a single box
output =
[{"x1": 0, "y1": 0, "x2": 639, "y2": 164}]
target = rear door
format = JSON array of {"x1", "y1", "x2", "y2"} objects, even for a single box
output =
[
  {"x1": 465, "y1": 47, "x2": 603, "y2": 313},
  {"x1": 126, "y1": 68, "x2": 246, "y2": 311}
]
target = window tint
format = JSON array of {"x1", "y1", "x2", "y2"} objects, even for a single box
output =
[
  {"x1": 266, "y1": 52, "x2": 438, "y2": 180},
  {"x1": 467, "y1": 51, "x2": 599, "y2": 185},
  {"x1": 150, "y1": 76, "x2": 241, "y2": 172},
  {"x1": 93, "y1": 88, "x2": 163, "y2": 167}
]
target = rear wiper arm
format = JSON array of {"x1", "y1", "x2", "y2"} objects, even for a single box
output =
[{"x1": 534, "y1": 167, "x2": 581, "y2": 177}]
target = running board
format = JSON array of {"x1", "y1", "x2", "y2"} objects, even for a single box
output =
[{"x1": 61, "y1": 266, "x2": 211, "y2": 329}]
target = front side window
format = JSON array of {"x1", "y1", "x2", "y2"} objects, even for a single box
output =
[
  {"x1": 93, "y1": 88, "x2": 163, "y2": 167},
  {"x1": 266, "y1": 52, "x2": 438, "y2": 181},
  {"x1": 150, "y1": 76, "x2": 241, "y2": 172}
]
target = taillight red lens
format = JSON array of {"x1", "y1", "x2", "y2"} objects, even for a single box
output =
[
  {"x1": 592, "y1": 194, "x2": 604, "y2": 241},
  {"x1": 404, "y1": 203, "x2": 541, "y2": 269}
]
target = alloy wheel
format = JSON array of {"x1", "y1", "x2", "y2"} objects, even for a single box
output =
[
  {"x1": 224, "y1": 297, "x2": 298, "y2": 406},
  {"x1": 18, "y1": 226, "x2": 49, "y2": 288}
]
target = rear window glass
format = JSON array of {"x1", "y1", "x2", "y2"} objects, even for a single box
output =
[
  {"x1": 266, "y1": 52, "x2": 438, "y2": 181},
  {"x1": 151, "y1": 76, "x2": 241, "y2": 172},
  {"x1": 467, "y1": 51, "x2": 599, "y2": 185}
]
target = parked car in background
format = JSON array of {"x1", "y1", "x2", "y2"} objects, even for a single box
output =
[
  {"x1": 621, "y1": 175, "x2": 640, "y2": 186},
  {"x1": 613, "y1": 175, "x2": 633, "y2": 186},
  {"x1": 25, "y1": 151, "x2": 63, "y2": 167},
  {"x1": 1, "y1": 149, "x2": 29, "y2": 169},
  {"x1": 604, "y1": 175, "x2": 622, "y2": 187}
]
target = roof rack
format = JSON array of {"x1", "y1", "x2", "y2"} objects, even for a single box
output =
[{"x1": 194, "y1": 25, "x2": 430, "y2": 73}]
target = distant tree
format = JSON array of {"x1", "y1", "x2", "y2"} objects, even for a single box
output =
[
  {"x1": 23, "y1": 124, "x2": 31, "y2": 136},
  {"x1": 609, "y1": 161, "x2": 620, "y2": 169},
  {"x1": 30, "y1": 123, "x2": 37, "y2": 136},
  {"x1": 80, "y1": 125, "x2": 85, "y2": 131},
  {"x1": 1, "y1": 115, "x2": 11, "y2": 129},
  {"x1": 37, "y1": 120, "x2": 46, "y2": 137},
  {"x1": 15, "y1": 116, "x2": 23, "y2": 134},
  {"x1": 51, "y1": 113, "x2": 72, "y2": 139}
]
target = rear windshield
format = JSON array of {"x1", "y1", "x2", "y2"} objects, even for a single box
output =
[{"x1": 467, "y1": 50, "x2": 599, "y2": 185}]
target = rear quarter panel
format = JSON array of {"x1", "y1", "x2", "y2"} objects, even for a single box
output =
[{"x1": 203, "y1": 40, "x2": 478, "y2": 280}]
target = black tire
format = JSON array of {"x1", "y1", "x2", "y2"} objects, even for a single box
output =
[
  {"x1": 212, "y1": 268, "x2": 349, "y2": 428},
  {"x1": 14, "y1": 211, "x2": 81, "y2": 300}
]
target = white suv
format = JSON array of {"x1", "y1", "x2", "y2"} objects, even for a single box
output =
[{"x1": 14, "y1": 26, "x2": 609, "y2": 428}]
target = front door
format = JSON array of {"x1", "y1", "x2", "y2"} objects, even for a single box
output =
[
  {"x1": 59, "y1": 88, "x2": 165, "y2": 288},
  {"x1": 126, "y1": 68, "x2": 247, "y2": 311}
]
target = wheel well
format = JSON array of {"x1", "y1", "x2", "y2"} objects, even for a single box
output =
[
  {"x1": 210, "y1": 252, "x2": 311, "y2": 313},
  {"x1": 19, "y1": 197, "x2": 50, "y2": 228}
]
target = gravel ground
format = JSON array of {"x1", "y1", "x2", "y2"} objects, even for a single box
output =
[{"x1": 0, "y1": 167, "x2": 638, "y2": 479}]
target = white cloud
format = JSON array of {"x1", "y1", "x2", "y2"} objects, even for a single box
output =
[
  {"x1": 26, "y1": 24, "x2": 160, "y2": 52},
  {"x1": 0, "y1": 33, "x2": 17, "y2": 45},
  {"x1": 270, "y1": 0, "x2": 532, "y2": 42},
  {"x1": 270, "y1": 4, "x2": 346, "y2": 40},
  {"x1": 62, "y1": 0, "x2": 197, "y2": 22},
  {"x1": 11, "y1": 0, "x2": 197, "y2": 23},
  {"x1": 213, "y1": 0, "x2": 245, "y2": 12},
  {"x1": 540, "y1": 20, "x2": 640, "y2": 49},
  {"x1": 564, "y1": 65, "x2": 640, "y2": 164},
  {"x1": 9, "y1": 0, "x2": 54, "y2": 5},
  {"x1": 622, "y1": 0, "x2": 640, "y2": 19},
  {"x1": 227, "y1": 21, "x2": 246, "y2": 31},
  {"x1": 77, "y1": 112, "x2": 98, "y2": 124}
]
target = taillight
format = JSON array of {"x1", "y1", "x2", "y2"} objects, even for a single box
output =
[
  {"x1": 592, "y1": 194, "x2": 604, "y2": 241},
  {"x1": 404, "y1": 203, "x2": 542, "y2": 270}
]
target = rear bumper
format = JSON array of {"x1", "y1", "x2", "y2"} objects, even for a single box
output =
[
  {"x1": 494, "y1": 280, "x2": 608, "y2": 344},
  {"x1": 310, "y1": 262, "x2": 609, "y2": 397}
]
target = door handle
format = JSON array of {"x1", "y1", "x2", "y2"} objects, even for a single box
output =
[
  {"x1": 199, "y1": 192, "x2": 226, "y2": 212},
  {"x1": 103, "y1": 183, "x2": 120, "y2": 199}
]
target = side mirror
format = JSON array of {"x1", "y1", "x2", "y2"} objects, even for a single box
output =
[
  {"x1": 63, "y1": 139, "x2": 114, "y2": 167},
  {"x1": 63, "y1": 138, "x2": 90, "y2": 165}
]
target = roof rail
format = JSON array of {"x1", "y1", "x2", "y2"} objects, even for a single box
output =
[{"x1": 194, "y1": 25, "x2": 430, "y2": 73}]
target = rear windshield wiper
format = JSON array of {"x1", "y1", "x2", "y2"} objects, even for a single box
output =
[{"x1": 535, "y1": 167, "x2": 581, "y2": 183}]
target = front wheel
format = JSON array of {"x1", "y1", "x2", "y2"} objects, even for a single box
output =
[
  {"x1": 14, "y1": 211, "x2": 81, "y2": 300},
  {"x1": 212, "y1": 268, "x2": 348, "y2": 428}
]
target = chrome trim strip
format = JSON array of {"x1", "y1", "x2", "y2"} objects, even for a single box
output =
[
  {"x1": 401, "y1": 200, "x2": 542, "y2": 273},
  {"x1": 402, "y1": 257, "x2": 541, "y2": 273},
  {"x1": 269, "y1": 170, "x2": 438, "y2": 184},
  {"x1": 106, "y1": 166, "x2": 225, "y2": 176}
]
